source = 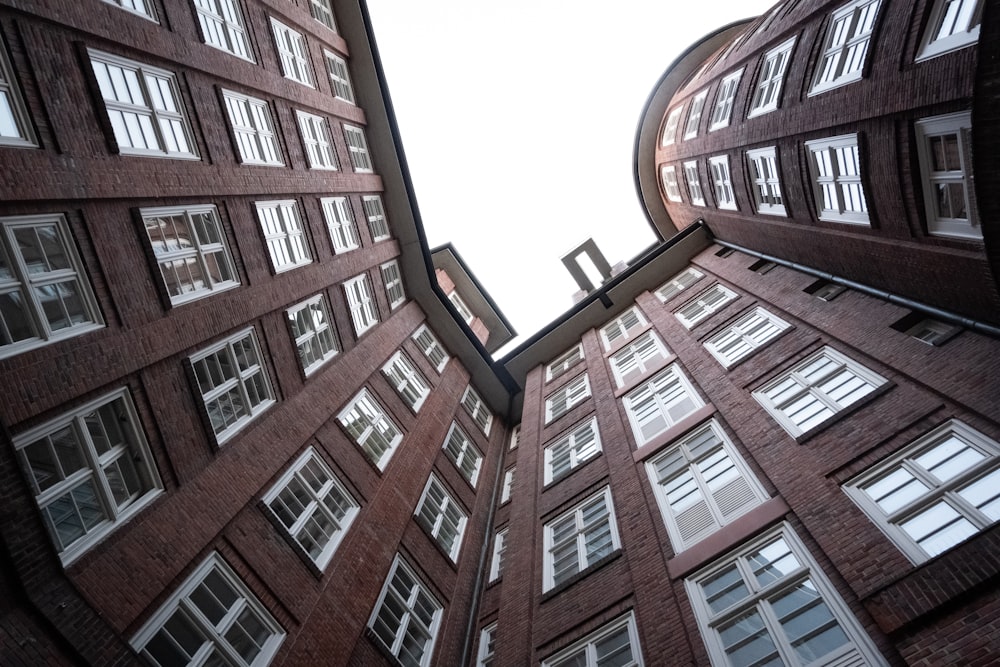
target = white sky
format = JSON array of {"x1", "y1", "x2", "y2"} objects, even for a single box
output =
[{"x1": 365, "y1": 0, "x2": 777, "y2": 355}]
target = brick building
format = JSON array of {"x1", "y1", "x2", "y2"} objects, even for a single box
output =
[{"x1": 1, "y1": 1, "x2": 999, "y2": 667}]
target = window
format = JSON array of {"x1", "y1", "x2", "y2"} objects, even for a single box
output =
[
  {"x1": 343, "y1": 124, "x2": 373, "y2": 172},
  {"x1": 683, "y1": 90, "x2": 708, "y2": 139},
  {"x1": 477, "y1": 623, "x2": 497, "y2": 667},
  {"x1": 501, "y1": 467, "x2": 515, "y2": 504},
  {"x1": 709, "y1": 69, "x2": 743, "y2": 131},
  {"x1": 753, "y1": 346, "x2": 887, "y2": 437},
  {"x1": 546, "y1": 343, "x2": 584, "y2": 381},
  {"x1": 917, "y1": 0, "x2": 982, "y2": 60},
  {"x1": 442, "y1": 422, "x2": 482, "y2": 487},
  {"x1": 462, "y1": 386, "x2": 492, "y2": 435},
  {"x1": 256, "y1": 200, "x2": 311, "y2": 272},
  {"x1": 382, "y1": 351, "x2": 429, "y2": 411},
  {"x1": 369, "y1": 556, "x2": 442, "y2": 667},
  {"x1": 412, "y1": 324, "x2": 449, "y2": 372},
  {"x1": 541, "y1": 613, "x2": 643, "y2": 667},
  {"x1": 806, "y1": 134, "x2": 869, "y2": 224},
  {"x1": 309, "y1": 0, "x2": 336, "y2": 31},
  {"x1": 675, "y1": 284, "x2": 738, "y2": 328},
  {"x1": 656, "y1": 267, "x2": 704, "y2": 303},
  {"x1": 142, "y1": 205, "x2": 239, "y2": 305},
  {"x1": 415, "y1": 474, "x2": 467, "y2": 560},
  {"x1": 845, "y1": 420, "x2": 1000, "y2": 562},
  {"x1": 705, "y1": 307, "x2": 790, "y2": 367},
  {"x1": 600, "y1": 307, "x2": 647, "y2": 350},
  {"x1": 810, "y1": 0, "x2": 881, "y2": 94},
  {"x1": 610, "y1": 331, "x2": 670, "y2": 388},
  {"x1": 320, "y1": 197, "x2": 359, "y2": 253},
  {"x1": 624, "y1": 365, "x2": 704, "y2": 446},
  {"x1": 804, "y1": 278, "x2": 846, "y2": 301},
  {"x1": 896, "y1": 315, "x2": 958, "y2": 345},
  {"x1": 14, "y1": 389, "x2": 161, "y2": 563},
  {"x1": 381, "y1": 260, "x2": 405, "y2": 310},
  {"x1": 509, "y1": 425, "x2": 519, "y2": 450},
  {"x1": 263, "y1": 447, "x2": 358, "y2": 569},
  {"x1": 545, "y1": 374, "x2": 591, "y2": 423},
  {"x1": 647, "y1": 420, "x2": 768, "y2": 550},
  {"x1": 543, "y1": 487, "x2": 620, "y2": 591},
  {"x1": 448, "y1": 290, "x2": 474, "y2": 324},
  {"x1": 489, "y1": 528, "x2": 507, "y2": 582},
  {"x1": 0, "y1": 214, "x2": 103, "y2": 357},
  {"x1": 89, "y1": 50, "x2": 197, "y2": 158},
  {"x1": 194, "y1": 0, "x2": 253, "y2": 61},
  {"x1": 545, "y1": 417, "x2": 601, "y2": 485},
  {"x1": 296, "y1": 111, "x2": 337, "y2": 170},
  {"x1": 683, "y1": 161, "x2": 706, "y2": 206},
  {"x1": 0, "y1": 34, "x2": 36, "y2": 147},
  {"x1": 103, "y1": 0, "x2": 156, "y2": 20},
  {"x1": 748, "y1": 38, "x2": 794, "y2": 117},
  {"x1": 324, "y1": 51, "x2": 354, "y2": 103},
  {"x1": 749, "y1": 259, "x2": 776, "y2": 275},
  {"x1": 915, "y1": 112, "x2": 978, "y2": 239},
  {"x1": 223, "y1": 90, "x2": 283, "y2": 166},
  {"x1": 362, "y1": 195, "x2": 391, "y2": 241},
  {"x1": 746, "y1": 147, "x2": 786, "y2": 216},
  {"x1": 661, "y1": 106, "x2": 683, "y2": 146},
  {"x1": 270, "y1": 18, "x2": 313, "y2": 87},
  {"x1": 286, "y1": 294, "x2": 338, "y2": 375},
  {"x1": 131, "y1": 553, "x2": 285, "y2": 667},
  {"x1": 191, "y1": 328, "x2": 275, "y2": 444},
  {"x1": 338, "y1": 389, "x2": 402, "y2": 470},
  {"x1": 344, "y1": 273, "x2": 379, "y2": 336},
  {"x1": 686, "y1": 525, "x2": 885, "y2": 667},
  {"x1": 661, "y1": 165, "x2": 682, "y2": 202},
  {"x1": 708, "y1": 156, "x2": 737, "y2": 210}
]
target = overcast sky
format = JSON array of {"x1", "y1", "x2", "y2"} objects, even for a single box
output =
[{"x1": 365, "y1": 1, "x2": 777, "y2": 355}]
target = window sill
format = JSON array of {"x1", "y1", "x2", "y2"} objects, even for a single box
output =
[
  {"x1": 632, "y1": 404, "x2": 717, "y2": 463},
  {"x1": 792, "y1": 382, "x2": 895, "y2": 444},
  {"x1": 541, "y1": 549, "x2": 622, "y2": 602}
]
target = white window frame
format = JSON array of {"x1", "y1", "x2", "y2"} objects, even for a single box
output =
[
  {"x1": 323, "y1": 50, "x2": 354, "y2": 103},
  {"x1": 545, "y1": 374, "x2": 591, "y2": 423},
  {"x1": 546, "y1": 343, "x2": 584, "y2": 382},
  {"x1": 806, "y1": 134, "x2": 869, "y2": 224},
  {"x1": 903, "y1": 317, "x2": 957, "y2": 345},
  {"x1": 686, "y1": 524, "x2": 887, "y2": 667},
  {"x1": 541, "y1": 613, "x2": 643, "y2": 667},
  {"x1": 191, "y1": 327, "x2": 275, "y2": 444},
  {"x1": 194, "y1": 0, "x2": 253, "y2": 61},
  {"x1": 917, "y1": 0, "x2": 983, "y2": 61},
  {"x1": 263, "y1": 447, "x2": 358, "y2": 569},
  {"x1": 623, "y1": 365, "x2": 704, "y2": 446},
  {"x1": 286, "y1": 293, "x2": 338, "y2": 375},
  {"x1": 270, "y1": 18, "x2": 314, "y2": 87},
  {"x1": 14, "y1": 388, "x2": 162, "y2": 564},
  {"x1": 448, "y1": 290, "x2": 474, "y2": 324},
  {"x1": 675, "y1": 284, "x2": 738, "y2": 328},
  {"x1": 599, "y1": 307, "x2": 647, "y2": 351},
  {"x1": 343, "y1": 273, "x2": 379, "y2": 336},
  {"x1": 501, "y1": 467, "x2": 515, "y2": 504},
  {"x1": 362, "y1": 195, "x2": 391, "y2": 241},
  {"x1": 320, "y1": 196, "x2": 359, "y2": 254},
  {"x1": 256, "y1": 200, "x2": 311, "y2": 272},
  {"x1": 343, "y1": 124, "x2": 373, "y2": 173},
  {"x1": 222, "y1": 90, "x2": 283, "y2": 166},
  {"x1": 704, "y1": 306, "x2": 790, "y2": 368},
  {"x1": 661, "y1": 164, "x2": 682, "y2": 203},
  {"x1": 462, "y1": 385, "x2": 492, "y2": 435},
  {"x1": 0, "y1": 33, "x2": 37, "y2": 147},
  {"x1": 610, "y1": 331, "x2": 670, "y2": 388},
  {"x1": 746, "y1": 147, "x2": 786, "y2": 216},
  {"x1": 683, "y1": 90, "x2": 708, "y2": 140},
  {"x1": 415, "y1": 474, "x2": 467, "y2": 560},
  {"x1": 708, "y1": 69, "x2": 743, "y2": 131},
  {"x1": 810, "y1": 0, "x2": 881, "y2": 95},
  {"x1": 381, "y1": 260, "x2": 406, "y2": 310},
  {"x1": 509, "y1": 425, "x2": 520, "y2": 450},
  {"x1": 141, "y1": 205, "x2": 239, "y2": 306},
  {"x1": 296, "y1": 110, "x2": 338, "y2": 170},
  {"x1": 338, "y1": 389, "x2": 402, "y2": 471},
  {"x1": 131, "y1": 553, "x2": 285, "y2": 667},
  {"x1": 382, "y1": 350, "x2": 429, "y2": 412},
  {"x1": 655, "y1": 267, "x2": 704, "y2": 303},
  {"x1": 412, "y1": 324, "x2": 449, "y2": 372},
  {"x1": 477, "y1": 622, "x2": 497, "y2": 667},
  {"x1": 489, "y1": 528, "x2": 507, "y2": 582},
  {"x1": 683, "y1": 160, "x2": 706, "y2": 206},
  {"x1": 102, "y1": 0, "x2": 157, "y2": 20},
  {"x1": 89, "y1": 50, "x2": 198, "y2": 159},
  {"x1": 748, "y1": 37, "x2": 795, "y2": 118},
  {"x1": 647, "y1": 420, "x2": 768, "y2": 551},
  {"x1": 368, "y1": 556, "x2": 443, "y2": 667},
  {"x1": 914, "y1": 112, "x2": 978, "y2": 239},
  {"x1": 442, "y1": 422, "x2": 482, "y2": 487},
  {"x1": 544, "y1": 417, "x2": 602, "y2": 486},
  {"x1": 753, "y1": 346, "x2": 887, "y2": 437},
  {"x1": 845, "y1": 420, "x2": 1000, "y2": 562},
  {"x1": 708, "y1": 155, "x2": 737, "y2": 210},
  {"x1": 0, "y1": 214, "x2": 104, "y2": 358},
  {"x1": 309, "y1": 0, "x2": 337, "y2": 31},
  {"x1": 660, "y1": 106, "x2": 683, "y2": 146},
  {"x1": 543, "y1": 486, "x2": 621, "y2": 592}
]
